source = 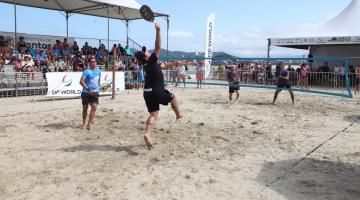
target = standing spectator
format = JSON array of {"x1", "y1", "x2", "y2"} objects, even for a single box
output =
[
  {"x1": 322, "y1": 62, "x2": 330, "y2": 87},
  {"x1": 46, "y1": 45, "x2": 54, "y2": 63},
  {"x1": 82, "y1": 42, "x2": 91, "y2": 61},
  {"x1": 177, "y1": 63, "x2": 187, "y2": 88},
  {"x1": 265, "y1": 64, "x2": 273, "y2": 85},
  {"x1": 17, "y1": 36, "x2": 27, "y2": 54},
  {"x1": 355, "y1": 64, "x2": 360, "y2": 95},
  {"x1": 111, "y1": 44, "x2": 117, "y2": 59},
  {"x1": 300, "y1": 63, "x2": 309, "y2": 90},
  {"x1": 334, "y1": 64, "x2": 340, "y2": 88},
  {"x1": 196, "y1": 61, "x2": 205, "y2": 88},
  {"x1": 53, "y1": 40, "x2": 63, "y2": 60},
  {"x1": 339, "y1": 64, "x2": 345, "y2": 88}
]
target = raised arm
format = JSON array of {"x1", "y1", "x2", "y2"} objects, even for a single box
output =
[{"x1": 154, "y1": 23, "x2": 161, "y2": 57}]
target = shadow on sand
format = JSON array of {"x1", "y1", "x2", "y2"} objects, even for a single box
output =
[
  {"x1": 256, "y1": 158, "x2": 360, "y2": 200},
  {"x1": 59, "y1": 144, "x2": 142, "y2": 156},
  {"x1": 343, "y1": 115, "x2": 360, "y2": 123},
  {"x1": 39, "y1": 123, "x2": 81, "y2": 130}
]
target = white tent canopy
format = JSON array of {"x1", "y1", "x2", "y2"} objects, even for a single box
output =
[
  {"x1": 269, "y1": 0, "x2": 360, "y2": 49},
  {"x1": 0, "y1": 0, "x2": 168, "y2": 20}
]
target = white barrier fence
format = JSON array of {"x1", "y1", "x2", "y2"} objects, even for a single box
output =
[
  {"x1": 0, "y1": 71, "x2": 125, "y2": 98},
  {"x1": 46, "y1": 72, "x2": 125, "y2": 97}
]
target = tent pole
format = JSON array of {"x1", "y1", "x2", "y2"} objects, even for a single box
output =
[
  {"x1": 14, "y1": 0, "x2": 18, "y2": 57},
  {"x1": 108, "y1": 5, "x2": 115, "y2": 99},
  {"x1": 126, "y1": 20, "x2": 129, "y2": 46},
  {"x1": 65, "y1": 11, "x2": 69, "y2": 38},
  {"x1": 166, "y1": 16, "x2": 169, "y2": 62}
]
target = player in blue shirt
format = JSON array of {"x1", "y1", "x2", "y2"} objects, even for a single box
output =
[{"x1": 79, "y1": 57, "x2": 101, "y2": 130}]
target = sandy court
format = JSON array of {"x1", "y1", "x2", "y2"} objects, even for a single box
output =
[{"x1": 0, "y1": 87, "x2": 360, "y2": 200}]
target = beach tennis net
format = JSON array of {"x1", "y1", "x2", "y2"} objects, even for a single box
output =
[{"x1": 159, "y1": 57, "x2": 353, "y2": 98}]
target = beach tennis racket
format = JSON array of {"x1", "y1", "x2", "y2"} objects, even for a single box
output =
[
  {"x1": 100, "y1": 83, "x2": 112, "y2": 92},
  {"x1": 140, "y1": 5, "x2": 155, "y2": 22}
]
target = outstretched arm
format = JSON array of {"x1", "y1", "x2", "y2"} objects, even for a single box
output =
[
  {"x1": 160, "y1": 61, "x2": 182, "y2": 69},
  {"x1": 154, "y1": 23, "x2": 161, "y2": 58}
]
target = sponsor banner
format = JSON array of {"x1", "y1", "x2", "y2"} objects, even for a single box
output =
[
  {"x1": 0, "y1": 31, "x2": 74, "y2": 50},
  {"x1": 205, "y1": 13, "x2": 215, "y2": 78},
  {"x1": 46, "y1": 72, "x2": 125, "y2": 97},
  {"x1": 271, "y1": 36, "x2": 360, "y2": 46}
]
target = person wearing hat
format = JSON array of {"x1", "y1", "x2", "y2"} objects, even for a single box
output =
[
  {"x1": 272, "y1": 68, "x2": 295, "y2": 104},
  {"x1": 135, "y1": 23, "x2": 184, "y2": 150}
]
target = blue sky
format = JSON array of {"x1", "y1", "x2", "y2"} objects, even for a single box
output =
[{"x1": 0, "y1": 0, "x2": 351, "y2": 57}]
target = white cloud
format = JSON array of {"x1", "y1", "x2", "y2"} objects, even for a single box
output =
[{"x1": 169, "y1": 30, "x2": 195, "y2": 39}]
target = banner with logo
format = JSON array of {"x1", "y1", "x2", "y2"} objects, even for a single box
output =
[
  {"x1": 0, "y1": 31, "x2": 74, "y2": 50},
  {"x1": 271, "y1": 36, "x2": 360, "y2": 46},
  {"x1": 204, "y1": 13, "x2": 215, "y2": 78},
  {"x1": 46, "y1": 72, "x2": 125, "y2": 97}
]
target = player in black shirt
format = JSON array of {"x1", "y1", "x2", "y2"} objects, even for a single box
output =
[{"x1": 135, "y1": 23, "x2": 184, "y2": 150}]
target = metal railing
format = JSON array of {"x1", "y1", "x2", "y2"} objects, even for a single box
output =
[{"x1": 0, "y1": 72, "x2": 46, "y2": 98}]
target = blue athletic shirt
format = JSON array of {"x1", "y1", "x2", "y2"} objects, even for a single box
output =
[{"x1": 81, "y1": 68, "x2": 101, "y2": 94}]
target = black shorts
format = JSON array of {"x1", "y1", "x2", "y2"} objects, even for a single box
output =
[
  {"x1": 356, "y1": 78, "x2": 360, "y2": 86},
  {"x1": 277, "y1": 78, "x2": 291, "y2": 90},
  {"x1": 81, "y1": 93, "x2": 99, "y2": 105},
  {"x1": 143, "y1": 89, "x2": 175, "y2": 113},
  {"x1": 229, "y1": 84, "x2": 240, "y2": 93}
]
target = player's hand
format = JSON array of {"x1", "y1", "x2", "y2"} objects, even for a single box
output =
[
  {"x1": 155, "y1": 23, "x2": 160, "y2": 31},
  {"x1": 89, "y1": 90, "x2": 96, "y2": 94}
]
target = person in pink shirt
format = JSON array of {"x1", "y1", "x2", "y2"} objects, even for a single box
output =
[{"x1": 300, "y1": 63, "x2": 309, "y2": 90}]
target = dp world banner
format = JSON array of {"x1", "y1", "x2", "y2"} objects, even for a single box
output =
[{"x1": 46, "y1": 72, "x2": 125, "y2": 97}]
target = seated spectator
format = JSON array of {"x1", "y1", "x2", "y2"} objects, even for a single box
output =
[
  {"x1": 73, "y1": 53, "x2": 84, "y2": 72},
  {"x1": 0, "y1": 35, "x2": 4, "y2": 47},
  {"x1": 62, "y1": 45, "x2": 71, "y2": 64},
  {"x1": 22, "y1": 49, "x2": 34, "y2": 66},
  {"x1": 72, "y1": 41, "x2": 79, "y2": 54},
  {"x1": 0, "y1": 36, "x2": 12, "y2": 55},
  {"x1": 55, "y1": 57, "x2": 67, "y2": 72},
  {"x1": 22, "y1": 56, "x2": 35, "y2": 79},
  {"x1": 36, "y1": 49, "x2": 49, "y2": 70},
  {"x1": 28, "y1": 48, "x2": 37, "y2": 58},
  {"x1": 14, "y1": 58, "x2": 22, "y2": 72},
  {"x1": 17, "y1": 36, "x2": 27, "y2": 54}
]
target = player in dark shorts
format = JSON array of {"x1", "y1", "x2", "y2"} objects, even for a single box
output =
[
  {"x1": 79, "y1": 57, "x2": 101, "y2": 130},
  {"x1": 272, "y1": 69, "x2": 295, "y2": 104},
  {"x1": 227, "y1": 64, "x2": 241, "y2": 102},
  {"x1": 135, "y1": 23, "x2": 184, "y2": 150}
]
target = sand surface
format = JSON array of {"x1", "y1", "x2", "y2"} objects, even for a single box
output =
[{"x1": 0, "y1": 87, "x2": 360, "y2": 200}]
